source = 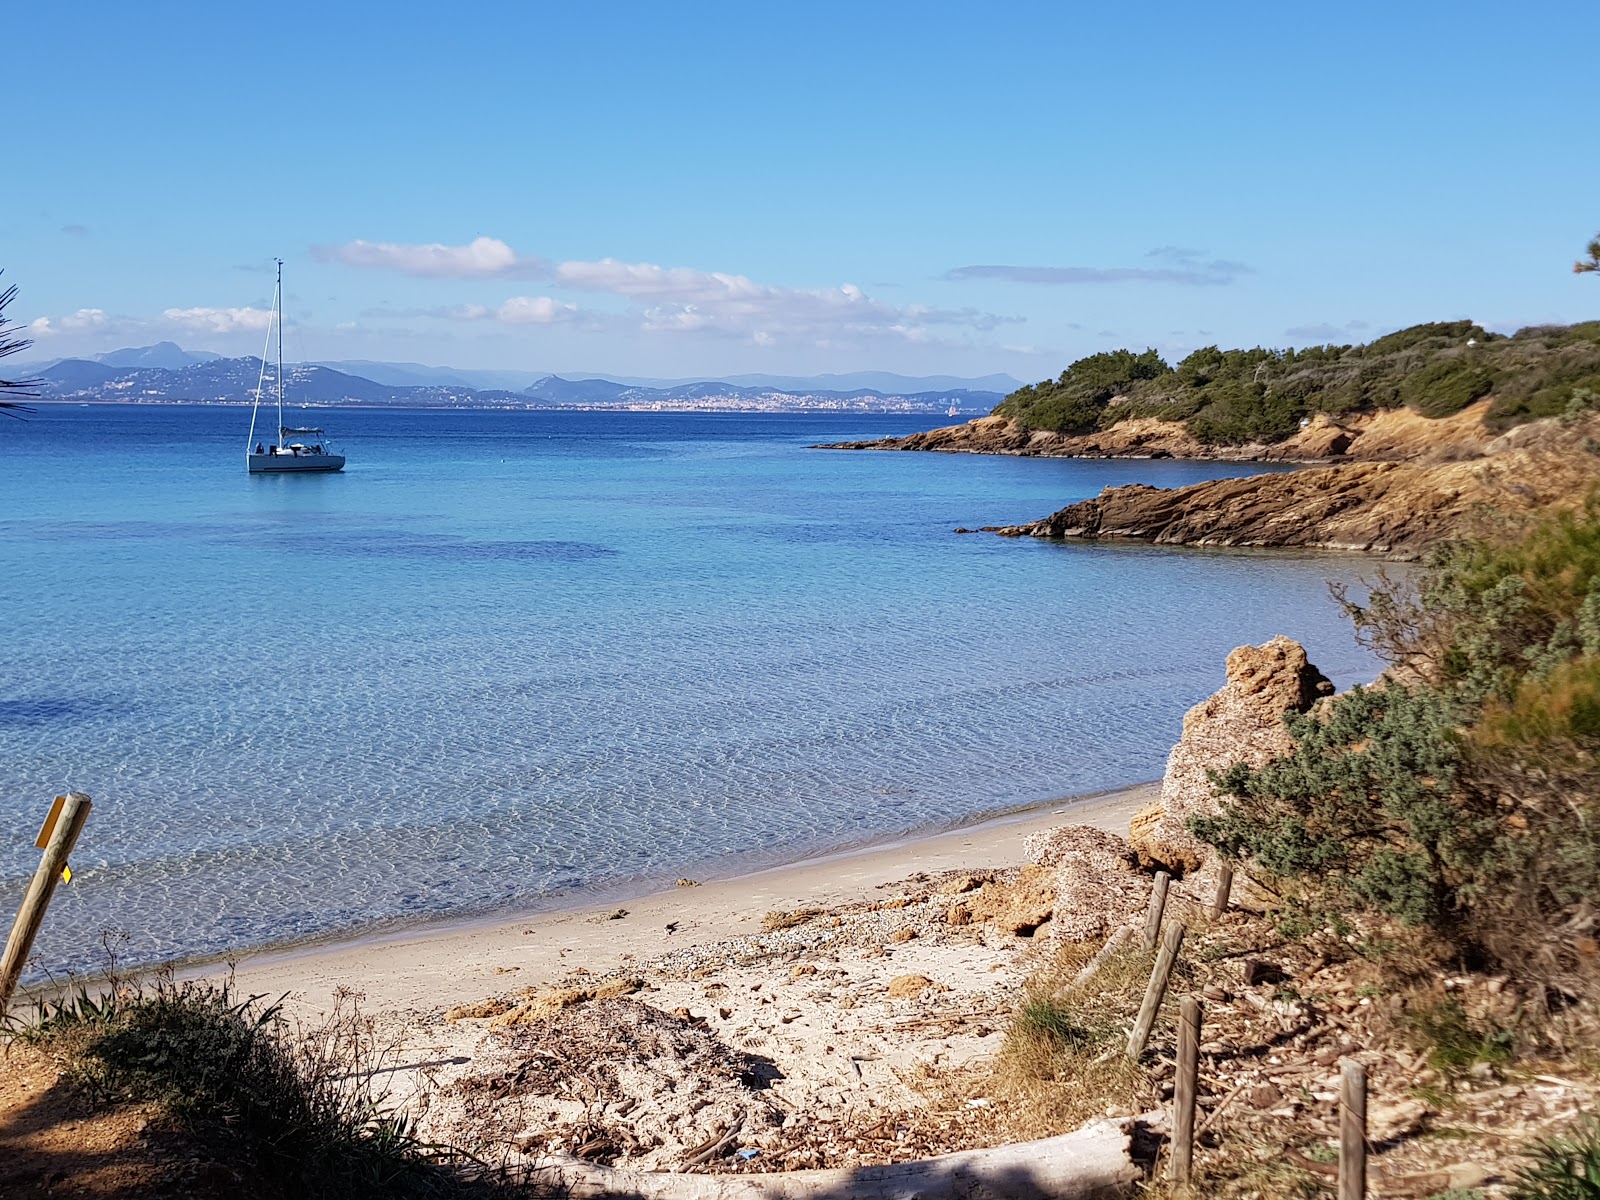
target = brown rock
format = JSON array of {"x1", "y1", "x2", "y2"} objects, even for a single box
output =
[
  {"x1": 444, "y1": 997, "x2": 515, "y2": 1022},
  {"x1": 990, "y1": 406, "x2": 1600, "y2": 557},
  {"x1": 945, "y1": 904, "x2": 972, "y2": 926},
  {"x1": 591, "y1": 976, "x2": 644, "y2": 1001},
  {"x1": 1043, "y1": 825, "x2": 1150, "y2": 942},
  {"x1": 966, "y1": 864, "x2": 1055, "y2": 935},
  {"x1": 488, "y1": 986, "x2": 590, "y2": 1028},
  {"x1": 1368, "y1": 1098, "x2": 1429, "y2": 1141},
  {"x1": 1247, "y1": 1083, "x2": 1283, "y2": 1108},
  {"x1": 1136, "y1": 636, "x2": 1332, "y2": 876},
  {"x1": 942, "y1": 874, "x2": 985, "y2": 895},
  {"x1": 789, "y1": 963, "x2": 817, "y2": 978},
  {"x1": 890, "y1": 929, "x2": 917, "y2": 943},
  {"x1": 887, "y1": 974, "x2": 936, "y2": 999}
]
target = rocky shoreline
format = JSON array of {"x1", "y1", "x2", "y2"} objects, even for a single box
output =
[{"x1": 827, "y1": 402, "x2": 1600, "y2": 558}]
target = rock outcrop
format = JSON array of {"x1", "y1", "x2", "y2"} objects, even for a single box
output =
[
  {"x1": 992, "y1": 410, "x2": 1600, "y2": 558},
  {"x1": 1025, "y1": 825, "x2": 1151, "y2": 943},
  {"x1": 818, "y1": 400, "x2": 1501, "y2": 465},
  {"x1": 826, "y1": 403, "x2": 1600, "y2": 557},
  {"x1": 1129, "y1": 636, "x2": 1332, "y2": 877}
]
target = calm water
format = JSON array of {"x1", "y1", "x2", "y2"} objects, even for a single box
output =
[{"x1": 0, "y1": 405, "x2": 1377, "y2": 977}]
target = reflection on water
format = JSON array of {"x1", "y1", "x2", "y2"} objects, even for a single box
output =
[{"x1": 0, "y1": 406, "x2": 1377, "y2": 976}]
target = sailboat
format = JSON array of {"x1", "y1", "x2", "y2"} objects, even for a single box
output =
[{"x1": 247, "y1": 259, "x2": 345, "y2": 474}]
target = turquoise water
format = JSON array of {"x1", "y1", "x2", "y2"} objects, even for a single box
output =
[{"x1": 0, "y1": 405, "x2": 1377, "y2": 977}]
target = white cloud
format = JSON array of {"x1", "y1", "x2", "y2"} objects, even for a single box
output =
[
  {"x1": 162, "y1": 306, "x2": 275, "y2": 333},
  {"x1": 554, "y1": 259, "x2": 1012, "y2": 345},
  {"x1": 945, "y1": 246, "x2": 1254, "y2": 288},
  {"x1": 312, "y1": 236, "x2": 547, "y2": 279},
  {"x1": 322, "y1": 236, "x2": 1017, "y2": 347},
  {"x1": 495, "y1": 296, "x2": 579, "y2": 325},
  {"x1": 28, "y1": 308, "x2": 109, "y2": 335}
]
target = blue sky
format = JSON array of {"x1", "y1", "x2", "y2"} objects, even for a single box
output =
[{"x1": 7, "y1": 1, "x2": 1597, "y2": 381}]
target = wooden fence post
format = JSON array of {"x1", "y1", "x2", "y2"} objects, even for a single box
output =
[
  {"x1": 1340, "y1": 1058, "x2": 1367, "y2": 1200},
  {"x1": 1211, "y1": 864, "x2": 1234, "y2": 920},
  {"x1": 1168, "y1": 995, "x2": 1201, "y2": 1192},
  {"x1": 1143, "y1": 870, "x2": 1171, "y2": 950},
  {"x1": 1127, "y1": 920, "x2": 1185, "y2": 1060},
  {"x1": 0, "y1": 793, "x2": 92, "y2": 1013}
]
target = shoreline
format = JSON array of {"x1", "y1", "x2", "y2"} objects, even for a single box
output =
[{"x1": 200, "y1": 781, "x2": 1158, "y2": 1015}]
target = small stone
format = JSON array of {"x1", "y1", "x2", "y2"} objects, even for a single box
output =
[
  {"x1": 1444, "y1": 1163, "x2": 1494, "y2": 1190},
  {"x1": 790, "y1": 964, "x2": 818, "y2": 979},
  {"x1": 890, "y1": 929, "x2": 917, "y2": 943},
  {"x1": 1368, "y1": 1098, "x2": 1428, "y2": 1141},
  {"x1": 675, "y1": 878, "x2": 701, "y2": 887},
  {"x1": 1247, "y1": 1083, "x2": 1282, "y2": 1109},
  {"x1": 946, "y1": 904, "x2": 972, "y2": 926},
  {"x1": 887, "y1": 974, "x2": 935, "y2": 999}
]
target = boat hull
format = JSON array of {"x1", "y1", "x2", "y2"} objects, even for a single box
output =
[{"x1": 249, "y1": 453, "x2": 345, "y2": 473}]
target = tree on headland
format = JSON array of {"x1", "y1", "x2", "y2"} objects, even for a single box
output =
[
  {"x1": 1577, "y1": 231, "x2": 1600, "y2": 275},
  {"x1": 0, "y1": 270, "x2": 39, "y2": 416}
]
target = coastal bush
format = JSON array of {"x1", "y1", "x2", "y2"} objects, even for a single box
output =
[
  {"x1": 1191, "y1": 504, "x2": 1600, "y2": 997},
  {"x1": 993, "y1": 319, "x2": 1600, "y2": 443},
  {"x1": 1186, "y1": 381, "x2": 1306, "y2": 445},
  {"x1": 22, "y1": 980, "x2": 516, "y2": 1199},
  {"x1": 1400, "y1": 359, "x2": 1495, "y2": 417}
]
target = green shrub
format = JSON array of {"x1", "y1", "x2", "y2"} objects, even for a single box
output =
[
  {"x1": 1187, "y1": 382, "x2": 1307, "y2": 445},
  {"x1": 993, "y1": 319, "x2": 1600, "y2": 438},
  {"x1": 23, "y1": 981, "x2": 511, "y2": 1200},
  {"x1": 1400, "y1": 359, "x2": 1494, "y2": 417},
  {"x1": 1510, "y1": 1115, "x2": 1600, "y2": 1199},
  {"x1": 1193, "y1": 505, "x2": 1600, "y2": 992},
  {"x1": 1191, "y1": 682, "x2": 1484, "y2": 928}
]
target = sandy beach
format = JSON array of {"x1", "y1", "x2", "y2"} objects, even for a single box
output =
[
  {"x1": 176, "y1": 781, "x2": 1155, "y2": 1173},
  {"x1": 214, "y1": 782, "x2": 1157, "y2": 1016}
]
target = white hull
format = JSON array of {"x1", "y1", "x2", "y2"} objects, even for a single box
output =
[{"x1": 249, "y1": 452, "x2": 345, "y2": 473}]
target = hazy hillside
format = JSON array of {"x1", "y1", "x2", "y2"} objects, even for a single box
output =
[{"x1": 30, "y1": 352, "x2": 1004, "y2": 412}]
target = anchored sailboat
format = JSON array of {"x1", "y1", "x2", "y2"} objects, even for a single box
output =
[{"x1": 246, "y1": 259, "x2": 345, "y2": 474}]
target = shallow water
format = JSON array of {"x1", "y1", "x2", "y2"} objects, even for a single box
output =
[{"x1": 0, "y1": 405, "x2": 1378, "y2": 977}]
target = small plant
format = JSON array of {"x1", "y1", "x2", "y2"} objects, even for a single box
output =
[
  {"x1": 1010, "y1": 993, "x2": 1095, "y2": 1056},
  {"x1": 1510, "y1": 1114, "x2": 1600, "y2": 1199},
  {"x1": 1410, "y1": 997, "x2": 1514, "y2": 1076}
]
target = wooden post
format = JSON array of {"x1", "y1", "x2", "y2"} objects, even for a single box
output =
[
  {"x1": 1339, "y1": 1058, "x2": 1367, "y2": 1200},
  {"x1": 1211, "y1": 864, "x2": 1234, "y2": 920},
  {"x1": 1127, "y1": 920, "x2": 1185, "y2": 1060},
  {"x1": 0, "y1": 793, "x2": 92, "y2": 1013},
  {"x1": 1168, "y1": 995, "x2": 1201, "y2": 1191},
  {"x1": 1143, "y1": 870, "x2": 1171, "y2": 950}
]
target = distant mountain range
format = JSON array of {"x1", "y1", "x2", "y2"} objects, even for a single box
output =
[{"x1": 20, "y1": 344, "x2": 1013, "y2": 413}]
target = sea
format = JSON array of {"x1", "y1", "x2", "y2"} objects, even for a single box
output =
[{"x1": 0, "y1": 404, "x2": 1381, "y2": 980}]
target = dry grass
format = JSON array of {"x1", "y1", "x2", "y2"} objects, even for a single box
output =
[{"x1": 983, "y1": 940, "x2": 1174, "y2": 1141}]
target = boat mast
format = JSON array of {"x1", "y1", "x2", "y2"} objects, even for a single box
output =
[{"x1": 275, "y1": 257, "x2": 284, "y2": 448}]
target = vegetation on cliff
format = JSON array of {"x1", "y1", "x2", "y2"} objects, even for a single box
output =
[
  {"x1": 1192, "y1": 503, "x2": 1600, "y2": 1000},
  {"x1": 994, "y1": 320, "x2": 1600, "y2": 445}
]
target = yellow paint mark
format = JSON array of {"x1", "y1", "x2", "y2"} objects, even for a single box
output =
[
  {"x1": 35, "y1": 796, "x2": 66, "y2": 850},
  {"x1": 61, "y1": 864, "x2": 72, "y2": 885}
]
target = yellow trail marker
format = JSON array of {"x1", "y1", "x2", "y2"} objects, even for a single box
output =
[
  {"x1": 35, "y1": 795, "x2": 66, "y2": 849},
  {"x1": 61, "y1": 865, "x2": 72, "y2": 885}
]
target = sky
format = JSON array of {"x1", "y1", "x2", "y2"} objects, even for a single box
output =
[{"x1": 6, "y1": 1, "x2": 1598, "y2": 383}]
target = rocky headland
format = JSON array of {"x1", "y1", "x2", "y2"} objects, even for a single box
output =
[{"x1": 826, "y1": 403, "x2": 1600, "y2": 557}]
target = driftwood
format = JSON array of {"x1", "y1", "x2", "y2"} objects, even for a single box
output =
[{"x1": 529, "y1": 1117, "x2": 1140, "y2": 1199}]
